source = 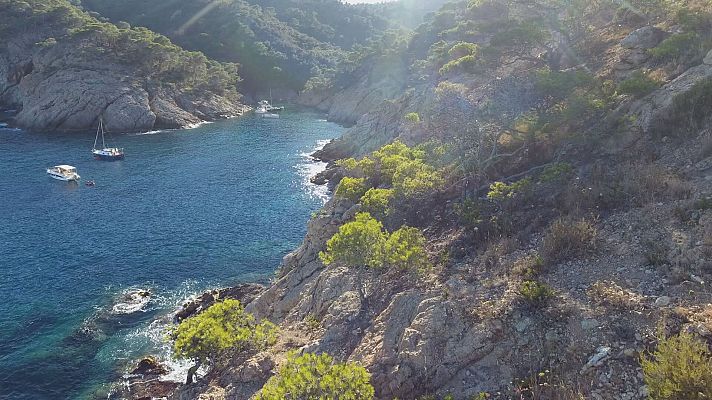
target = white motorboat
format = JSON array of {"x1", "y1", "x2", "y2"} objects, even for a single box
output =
[
  {"x1": 47, "y1": 165, "x2": 80, "y2": 181},
  {"x1": 262, "y1": 113, "x2": 280, "y2": 119}
]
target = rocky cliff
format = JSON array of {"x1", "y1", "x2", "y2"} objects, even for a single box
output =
[
  {"x1": 0, "y1": 0, "x2": 248, "y2": 133},
  {"x1": 120, "y1": 1, "x2": 712, "y2": 399}
]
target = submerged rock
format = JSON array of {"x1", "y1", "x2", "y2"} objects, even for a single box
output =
[
  {"x1": 131, "y1": 356, "x2": 169, "y2": 377},
  {"x1": 112, "y1": 289, "x2": 152, "y2": 315},
  {"x1": 111, "y1": 357, "x2": 179, "y2": 400}
]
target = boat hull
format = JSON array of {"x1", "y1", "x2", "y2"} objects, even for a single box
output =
[
  {"x1": 93, "y1": 153, "x2": 125, "y2": 161},
  {"x1": 47, "y1": 172, "x2": 80, "y2": 181}
]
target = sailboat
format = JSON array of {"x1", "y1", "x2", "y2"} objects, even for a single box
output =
[{"x1": 92, "y1": 118, "x2": 124, "y2": 161}]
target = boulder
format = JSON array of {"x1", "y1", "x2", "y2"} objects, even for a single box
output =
[
  {"x1": 620, "y1": 26, "x2": 667, "y2": 49},
  {"x1": 131, "y1": 356, "x2": 168, "y2": 376}
]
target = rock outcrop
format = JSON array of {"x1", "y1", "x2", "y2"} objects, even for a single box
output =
[
  {"x1": 0, "y1": 2, "x2": 249, "y2": 133},
  {"x1": 298, "y1": 55, "x2": 410, "y2": 126}
]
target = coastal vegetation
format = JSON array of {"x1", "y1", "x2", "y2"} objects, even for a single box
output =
[
  {"x1": 172, "y1": 300, "x2": 278, "y2": 382},
  {"x1": 0, "y1": 0, "x2": 242, "y2": 95},
  {"x1": 257, "y1": 352, "x2": 374, "y2": 400},
  {"x1": 319, "y1": 212, "x2": 429, "y2": 272},
  {"x1": 641, "y1": 331, "x2": 712, "y2": 399},
  {"x1": 7, "y1": 0, "x2": 712, "y2": 397},
  {"x1": 77, "y1": 0, "x2": 445, "y2": 93}
]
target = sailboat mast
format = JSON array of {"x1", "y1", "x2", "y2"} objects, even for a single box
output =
[
  {"x1": 93, "y1": 119, "x2": 100, "y2": 149},
  {"x1": 101, "y1": 119, "x2": 106, "y2": 149}
]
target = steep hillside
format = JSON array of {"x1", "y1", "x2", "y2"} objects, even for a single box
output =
[
  {"x1": 138, "y1": 0, "x2": 712, "y2": 399},
  {"x1": 0, "y1": 0, "x2": 248, "y2": 132},
  {"x1": 79, "y1": 0, "x2": 449, "y2": 95}
]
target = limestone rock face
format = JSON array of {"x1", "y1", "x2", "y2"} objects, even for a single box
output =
[
  {"x1": 704, "y1": 48, "x2": 712, "y2": 65},
  {"x1": 297, "y1": 55, "x2": 409, "y2": 125},
  {"x1": 630, "y1": 63, "x2": 712, "y2": 134},
  {"x1": 104, "y1": 92, "x2": 156, "y2": 132},
  {"x1": 0, "y1": 35, "x2": 247, "y2": 133}
]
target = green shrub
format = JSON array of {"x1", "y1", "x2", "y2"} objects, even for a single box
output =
[
  {"x1": 320, "y1": 212, "x2": 430, "y2": 272},
  {"x1": 360, "y1": 188, "x2": 394, "y2": 219},
  {"x1": 404, "y1": 112, "x2": 421, "y2": 123},
  {"x1": 335, "y1": 177, "x2": 370, "y2": 202},
  {"x1": 384, "y1": 226, "x2": 430, "y2": 271},
  {"x1": 487, "y1": 178, "x2": 532, "y2": 201},
  {"x1": 257, "y1": 352, "x2": 374, "y2": 400},
  {"x1": 541, "y1": 218, "x2": 598, "y2": 264},
  {"x1": 172, "y1": 299, "x2": 278, "y2": 364},
  {"x1": 512, "y1": 253, "x2": 545, "y2": 278},
  {"x1": 641, "y1": 331, "x2": 712, "y2": 399},
  {"x1": 519, "y1": 280, "x2": 554, "y2": 305},
  {"x1": 618, "y1": 71, "x2": 661, "y2": 97},
  {"x1": 649, "y1": 33, "x2": 701, "y2": 61},
  {"x1": 539, "y1": 163, "x2": 573, "y2": 183},
  {"x1": 320, "y1": 212, "x2": 387, "y2": 268},
  {"x1": 448, "y1": 41, "x2": 479, "y2": 58},
  {"x1": 535, "y1": 68, "x2": 596, "y2": 100},
  {"x1": 392, "y1": 159, "x2": 444, "y2": 198},
  {"x1": 489, "y1": 20, "x2": 549, "y2": 49},
  {"x1": 439, "y1": 55, "x2": 478, "y2": 75},
  {"x1": 454, "y1": 198, "x2": 483, "y2": 227}
]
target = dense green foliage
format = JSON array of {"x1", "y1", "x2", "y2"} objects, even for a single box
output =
[
  {"x1": 641, "y1": 331, "x2": 712, "y2": 399},
  {"x1": 338, "y1": 141, "x2": 444, "y2": 214},
  {"x1": 0, "y1": 0, "x2": 240, "y2": 95},
  {"x1": 519, "y1": 280, "x2": 555, "y2": 306},
  {"x1": 80, "y1": 0, "x2": 350, "y2": 92},
  {"x1": 320, "y1": 212, "x2": 429, "y2": 272},
  {"x1": 172, "y1": 300, "x2": 278, "y2": 364},
  {"x1": 360, "y1": 188, "x2": 395, "y2": 220},
  {"x1": 78, "y1": 0, "x2": 439, "y2": 92},
  {"x1": 257, "y1": 352, "x2": 374, "y2": 400},
  {"x1": 320, "y1": 213, "x2": 387, "y2": 269},
  {"x1": 384, "y1": 226, "x2": 430, "y2": 271},
  {"x1": 335, "y1": 177, "x2": 369, "y2": 202},
  {"x1": 649, "y1": 7, "x2": 712, "y2": 65},
  {"x1": 487, "y1": 178, "x2": 532, "y2": 201},
  {"x1": 618, "y1": 71, "x2": 660, "y2": 98}
]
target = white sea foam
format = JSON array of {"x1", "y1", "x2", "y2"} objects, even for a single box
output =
[
  {"x1": 110, "y1": 289, "x2": 152, "y2": 314},
  {"x1": 133, "y1": 120, "x2": 215, "y2": 135},
  {"x1": 296, "y1": 139, "x2": 331, "y2": 203},
  {"x1": 111, "y1": 281, "x2": 208, "y2": 383}
]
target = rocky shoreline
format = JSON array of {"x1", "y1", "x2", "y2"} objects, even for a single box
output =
[{"x1": 110, "y1": 284, "x2": 266, "y2": 399}]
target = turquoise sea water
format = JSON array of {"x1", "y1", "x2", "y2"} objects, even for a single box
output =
[{"x1": 0, "y1": 111, "x2": 342, "y2": 399}]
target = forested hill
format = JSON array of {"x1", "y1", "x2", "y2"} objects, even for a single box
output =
[
  {"x1": 0, "y1": 0, "x2": 248, "y2": 132},
  {"x1": 78, "y1": 0, "x2": 446, "y2": 94}
]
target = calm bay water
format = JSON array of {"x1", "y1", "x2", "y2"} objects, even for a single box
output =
[{"x1": 0, "y1": 111, "x2": 342, "y2": 399}]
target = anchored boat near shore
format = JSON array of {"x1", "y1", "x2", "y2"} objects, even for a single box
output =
[
  {"x1": 46, "y1": 165, "x2": 80, "y2": 181},
  {"x1": 92, "y1": 118, "x2": 125, "y2": 161}
]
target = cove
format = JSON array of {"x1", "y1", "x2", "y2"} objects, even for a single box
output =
[{"x1": 0, "y1": 110, "x2": 343, "y2": 399}]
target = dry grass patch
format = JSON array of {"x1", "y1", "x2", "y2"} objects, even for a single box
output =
[
  {"x1": 619, "y1": 163, "x2": 692, "y2": 206},
  {"x1": 541, "y1": 217, "x2": 598, "y2": 264},
  {"x1": 587, "y1": 280, "x2": 644, "y2": 310}
]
